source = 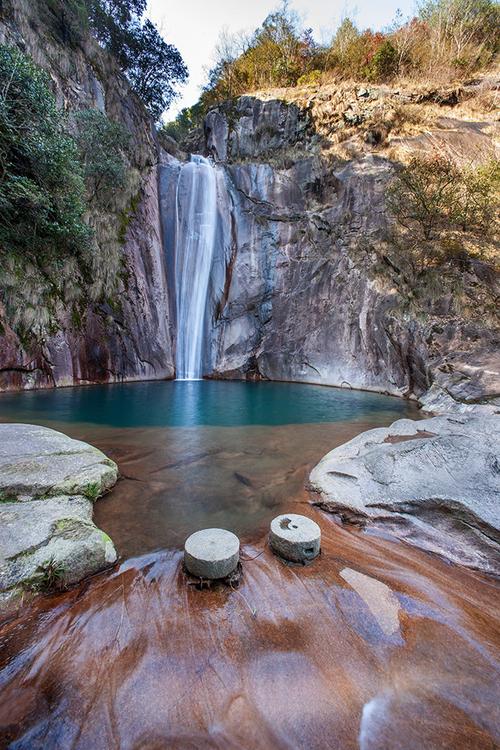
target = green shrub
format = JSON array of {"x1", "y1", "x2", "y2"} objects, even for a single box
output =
[
  {"x1": 29, "y1": 557, "x2": 66, "y2": 592},
  {"x1": 0, "y1": 45, "x2": 93, "y2": 337},
  {"x1": 297, "y1": 69, "x2": 322, "y2": 86},
  {"x1": 0, "y1": 47, "x2": 129, "y2": 341},
  {"x1": 387, "y1": 154, "x2": 500, "y2": 272},
  {"x1": 365, "y1": 41, "x2": 398, "y2": 81},
  {"x1": 74, "y1": 109, "x2": 130, "y2": 205},
  {"x1": 160, "y1": 102, "x2": 205, "y2": 143}
]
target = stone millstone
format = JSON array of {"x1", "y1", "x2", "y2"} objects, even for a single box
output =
[
  {"x1": 269, "y1": 514, "x2": 321, "y2": 563},
  {"x1": 184, "y1": 528, "x2": 240, "y2": 580}
]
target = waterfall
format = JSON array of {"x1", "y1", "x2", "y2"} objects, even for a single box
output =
[{"x1": 174, "y1": 155, "x2": 218, "y2": 380}]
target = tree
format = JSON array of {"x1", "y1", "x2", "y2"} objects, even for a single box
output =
[
  {"x1": 329, "y1": 17, "x2": 359, "y2": 65},
  {"x1": 161, "y1": 102, "x2": 205, "y2": 142},
  {"x1": 366, "y1": 40, "x2": 398, "y2": 80},
  {"x1": 74, "y1": 109, "x2": 130, "y2": 205},
  {"x1": 125, "y1": 20, "x2": 188, "y2": 121},
  {"x1": 85, "y1": 0, "x2": 188, "y2": 119},
  {"x1": 85, "y1": 0, "x2": 147, "y2": 65},
  {"x1": 452, "y1": 160, "x2": 499, "y2": 232},
  {"x1": 418, "y1": 0, "x2": 500, "y2": 70},
  {"x1": 387, "y1": 155, "x2": 459, "y2": 241},
  {"x1": 387, "y1": 154, "x2": 499, "y2": 271}
]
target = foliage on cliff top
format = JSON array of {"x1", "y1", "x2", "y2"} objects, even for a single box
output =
[
  {"x1": 387, "y1": 154, "x2": 500, "y2": 274},
  {"x1": 0, "y1": 46, "x2": 129, "y2": 340},
  {"x1": 165, "y1": 0, "x2": 499, "y2": 140},
  {"x1": 41, "y1": 0, "x2": 188, "y2": 120},
  {"x1": 86, "y1": 0, "x2": 188, "y2": 120}
]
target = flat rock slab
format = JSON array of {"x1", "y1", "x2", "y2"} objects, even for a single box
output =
[
  {"x1": 310, "y1": 415, "x2": 500, "y2": 576},
  {"x1": 269, "y1": 513, "x2": 321, "y2": 562},
  {"x1": 0, "y1": 424, "x2": 118, "y2": 609},
  {"x1": 0, "y1": 423, "x2": 117, "y2": 501},
  {"x1": 184, "y1": 528, "x2": 240, "y2": 579}
]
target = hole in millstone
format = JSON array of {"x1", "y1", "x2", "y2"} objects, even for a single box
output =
[
  {"x1": 291, "y1": 525, "x2": 298, "y2": 529},
  {"x1": 304, "y1": 548, "x2": 315, "y2": 556},
  {"x1": 280, "y1": 518, "x2": 292, "y2": 529}
]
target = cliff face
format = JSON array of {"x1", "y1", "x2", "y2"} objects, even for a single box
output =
[
  {"x1": 0, "y1": 4, "x2": 498, "y2": 415},
  {"x1": 164, "y1": 88, "x2": 499, "y2": 412},
  {"x1": 0, "y1": 0, "x2": 174, "y2": 390}
]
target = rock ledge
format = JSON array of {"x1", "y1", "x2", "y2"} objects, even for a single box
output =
[
  {"x1": 0, "y1": 424, "x2": 118, "y2": 610},
  {"x1": 310, "y1": 415, "x2": 500, "y2": 576}
]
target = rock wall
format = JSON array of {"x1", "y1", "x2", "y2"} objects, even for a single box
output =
[
  {"x1": 0, "y1": 0, "x2": 174, "y2": 391},
  {"x1": 0, "y1": 5, "x2": 498, "y2": 416},
  {"x1": 165, "y1": 92, "x2": 499, "y2": 412}
]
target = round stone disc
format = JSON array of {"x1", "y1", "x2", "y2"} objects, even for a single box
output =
[
  {"x1": 269, "y1": 514, "x2": 321, "y2": 563},
  {"x1": 184, "y1": 528, "x2": 240, "y2": 579}
]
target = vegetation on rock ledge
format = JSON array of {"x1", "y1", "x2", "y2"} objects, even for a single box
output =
[
  {"x1": 164, "y1": 0, "x2": 500, "y2": 141},
  {"x1": 387, "y1": 155, "x2": 500, "y2": 273},
  {"x1": 0, "y1": 45, "x2": 129, "y2": 341}
]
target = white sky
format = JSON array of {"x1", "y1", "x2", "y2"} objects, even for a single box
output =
[{"x1": 147, "y1": 0, "x2": 417, "y2": 119}]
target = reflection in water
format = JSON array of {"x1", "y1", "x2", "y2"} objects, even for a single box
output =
[
  {"x1": 0, "y1": 379, "x2": 416, "y2": 428},
  {"x1": 340, "y1": 568, "x2": 401, "y2": 637}
]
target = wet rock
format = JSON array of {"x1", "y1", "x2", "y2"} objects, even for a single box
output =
[
  {"x1": 0, "y1": 425, "x2": 118, "y2": 606},
  {"x1": 184, "y1": 528, "x2": 240, "y2": 579},
  {"x1": 310, "y1": 415, "x2": 500, "y2": 576},
  {"x1": 340, "y1": 568, "x2": 400, "y2": 636},
  {"x1": 0, "y1": 424, "x2": 117, "y2": 500},
  {"x1": 269, "y1": 513, "x2": 321, "y2": 563},
  {"x1": 0, "y1": 496, "x2": 117, "y2": 595}
]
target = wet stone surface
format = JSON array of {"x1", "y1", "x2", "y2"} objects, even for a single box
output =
[
  {"x1": 184, "y1": 528, "x2": 240, "y2": 579},
  {"x1": 269, "y1": 513, "x2": 321, "y2": 563}
]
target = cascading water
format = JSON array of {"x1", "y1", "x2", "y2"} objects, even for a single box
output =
[{"x1": 174, "y1": 155, "x2": 218, "y2": 380}]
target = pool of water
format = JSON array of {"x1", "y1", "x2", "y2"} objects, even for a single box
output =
[
  {"x1": 0, "y1": 379, "x2": 416, "y2": 428},
  {"x1": 0, "y1": 380, "x2": 420, "y2": 557}
]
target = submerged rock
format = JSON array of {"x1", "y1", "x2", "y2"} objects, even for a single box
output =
[
  {"x1": 310, "y1": 415, "x2": 500, "y2": 576},
  {"x1": 0, "y1": 425, "x2": 118, "y2": 607}
]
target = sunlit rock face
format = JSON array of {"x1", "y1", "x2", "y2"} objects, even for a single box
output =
[
  {"x1": 161, "y1": 97, "x2": 429, "y2": 394},
  {"x1": 170, "y1": 95, "x2": 498, "y2": 411},
  {"x1": 210, "y1": 153, "x2": 428, "y2": 397}
]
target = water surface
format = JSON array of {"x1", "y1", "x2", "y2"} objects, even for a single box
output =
[
  {"x1": 0, "y1": 380, "x2": 418, "y2": 556},
  {"x1": 0, "y1": 379, "x2": 416, "y2": 428}
]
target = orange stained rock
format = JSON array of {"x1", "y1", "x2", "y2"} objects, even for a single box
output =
[{"x1": 0, "y1": 510, "x2": 499, "y2": 750}]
